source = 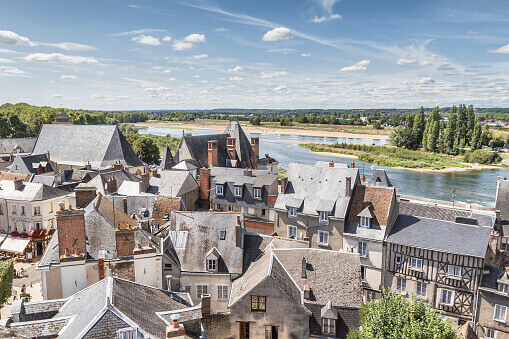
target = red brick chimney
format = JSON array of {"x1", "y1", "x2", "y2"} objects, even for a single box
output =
[
  {"x1": 75, "y1": 186, "x2": 97, "y2": 209},
  {"x1": 345, "y1": 177, "x2": 351, "y2": 197},
  {"x1": 251, "y1": 137, "x2": 259, "y2": 168},
  {"x1": 201, "y1": 294, "x2": 211, "y2": 315},
  {"x1": 106, "y1": 176, "x2": 117, "y2": 194},
  {"x1": 115, "y1": 222, "x2": 135, "y2": 257},
  {"x1": 56, "y1": 208, "x2": 87, "y2": 260},
  {"x1": 244, "y1": 168, "x2": 252, "y2": 177},
  {"x1": 113, "y1": 161, "x2": 122, "y2": 171},
  {"x1": 166, "y1": 314, "x2": 185, "y2": 338},
  {"x1": 207, "y1": 140, "x2": 218, "y2": 167},
  {"x1": 280, "y1": 177, "x2": 288, "y2": 193},
  {"x1": 8, "y1": 153, "x2": 14, "y2": 162},
  {"x1": 199, "y1": 168, "x2": 211, "y2": 200},
  {"x1": 227, "y1": 137, "x2": 237, "y2": 161},
  {"x1": 329, "y1": 160, "x2": 334, "y2": 167},
  {"x1": 13, "y1": 179, "x2": 23, "y2": 190},
  {"x1": 235, "y1": 215, "x2": 243, "y2": 248},
  {"x1": 350, "y1": 160, "x2": 355, "y2": 168},
  {"x1": 151, "y1": 168, "x2": 158, "y2": 177},
  {"x1": 98, "y1": 258, "x2": 105, "y2": 280}
]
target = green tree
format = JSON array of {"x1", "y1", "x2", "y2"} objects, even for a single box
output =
[
  {"x1": 444, "y1": 110, "x2": 457, "y2": 154},
  {"x1": 249, "y1": 116, "x2": 261, "y2": 125},
  {"x1": 466, "y1": 105, "x2": 475, "y2": 142},
  {"x1": 347, "y1": 290, "x2": 456, "y2": 339},
  {"x1": 412, "y1": 107, "x2": 425, "y2": 147},
  {"x1": 132, "y1": 136, "x2": 160, "y2": 164},
  {"x1": 456, "y1": 104, "x2": 467, "y2": 143},
  {"x1": 427, "y1": 121, "x2": 440, "y2": 152},
  {"x1": 372, "y1": 121, "x2": 383, "y2": 130},
  {"x1": 471, "y1": 121, "x2": 482, "y2": 150},
  {"x1": 118, "y1": 123, "x2": 139, "y2": 135},
  {"x1": 0, "y1": 259, "x2": 14, "y2": 309}
]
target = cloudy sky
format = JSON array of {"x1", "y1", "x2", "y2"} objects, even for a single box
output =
[{"x1": 0, "y1": 0, "x2": 508, "y2": 110}]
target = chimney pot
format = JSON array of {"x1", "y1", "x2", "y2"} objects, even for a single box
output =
[
  {"x1": 351, "y1": 160, "x2": 355, "y2": 168},
  {"x1": 329, "y1": 160, "x2": 334, "y2": 167},
  {"x1": 301, "y1": 257, "x2": 307, "y2": 279},
  {"x1": 236, "y1": 215, "x2": 241, "y2": 226},
  {"x1": 59, "y1": 202, "x2": 65, "y2": 211},
  {"x1": 64, "y1": 248, "x2": 69, "y2": 257}
]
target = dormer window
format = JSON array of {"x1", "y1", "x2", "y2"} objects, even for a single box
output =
[
  {"x1": 360, "y1": 216, "x2": 370, "y2": 228},
  {"x1": 216, "y1": 184, "x2": 224, "y2": 196},
  {"x1": 254, "y1": 188, "x2": 262, "y2": 200},
  {"x1": 207, "y1": 258, "x2": 217, "y2": 271},
  {"x1": 319, "y1": 211, "x2": 328, "y2": 223},
  {"x1": 499, "y1": 282, "x2": 509, "y2": 294},
  {"x1": 234, "y1": 186, "x2": 242, "y2": 198},
  {"x1": 322, "y1": 318, "x2": 336, "y2": 335},
  {"x1": 288, "y1": 207, "x2": 297, "y2": 218},
  {"x1": 206, "y1": 249, "x2": 219, "y2": 273}
]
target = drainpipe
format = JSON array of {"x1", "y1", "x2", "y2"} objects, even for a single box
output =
[
  {"x1": 472, "y1": 264, "x2": 481, "y2": 332},
  {"x1": 381, "y1": 240, "x2": 387, "y2": 293}
]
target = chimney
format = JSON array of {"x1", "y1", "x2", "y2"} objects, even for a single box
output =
[
  {"x1": 361, "y1": 174, "x2": 366, "y2": 182},
  {"x1": 350, "y1": 160, "x2": 355, "y2": 168},
  {"x1": 115, "y1": 222, "x2": 135, "y2": 257},
  {"x1": 85, "y1": 161, "x2": 92, "y2": 171},
  {"x1": 151, "y1": 168, "x2": 158, "y2": 177},
  {"x1": 345, "y1": 177, "x2": 351, "y2": 197},
  {"x1": 244, "y1": 168, "x2": 252, "y2": 177},
  {"x1": 141, "y1": 171, "x2": 150, "y2": 192},
  {"x1": 227, "y1": 137, "x2": 237, "y2": 161},
  {"x1": 207, "y1": 140, "x2": 218, "y2": 167},
  {"x1": 113, "y1": 161, "x2": 122, "y2": 171},
  {"x1": 280, "y1": 177, "x2": 288, "y2": 193},
  {"x1": 329, "y1": 160, "x2": 334, "y2": 167},
  {"x1": 8, "y1": 153, "x2": 14, "y2": 162},
  {"x1": 235, "y1": 215, "x2": 243, "y2": 248},
  {"x1": 166, "y1": 314, "x2": 185, "y2": 338},
  {"x1": 251, "y1": 137, "x2": 259, "y2": 169},
  {"x1": 44, "y1": 151, "x2": 50, "y2": 162},
  {"x1": 496, "y1": 210, "x2": 501, "y2": 227},
  {"x1": 199, "y1": 168, "x2": 211, "y2": 200},
  {"x1": 201, "y1": 294, "x2": 211, "y2": 315},
  {"x1": 106, "y1": 176, "x2": 117, "y2": 194},
  {"x1": 303, "y1": 284, "x2": 311, "y2": 300},
  {"x1": 301, "y1": 257, "x2": 307, "y2": 279},
  {"x1": 123, "y1": 198, "x2": 128, "y2": 214},
  {"x1": 75, "y1": 186, "x2": 97, "y2": 209},
  {"x1": 98, "y1": 258, "x2": 105, "y2": 280},
  {"x1": 56, "y1": 208, "x2": 86, "y2": 260},
  {"x1": 13, "y1": 179, "x2": 23, "y2": 190}
]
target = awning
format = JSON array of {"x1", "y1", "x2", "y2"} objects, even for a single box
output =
[{"x1": 0, "y1": 236, "x2": 30, "y2": 254}]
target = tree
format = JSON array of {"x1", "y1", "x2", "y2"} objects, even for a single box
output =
[
  {"x1": 249, "y1": 116, "x2": 261, "y2": 125},
  {"x1": 347, "y1": 290, "x2": 456, "y2": 339},
  {"x1": 0, "y1": 259, "x2": 14, "y2": 309},
  {"x1": 132, "y1": 136, "x2": 160, "y2": 164},
  {"x1": 412, "y1": 107, "x2": 425, "y2": 147},
  {"x1": 118, "y1": 123, "x2": 139, "y2": 135},
  {"x1": 427, "y1": 121, "x2": 440, "y2": 152},
  {"x1": 444, "y1": 110, "x2": 457, "y2": 154},
  {"x1": 456, "y1": 104, "x2": 467, "y2": 143},
  {"x1": 466, "y1": 105, "x2": 475, "y2": 141},
  {"x1": 471, "y1": 121, "x2": 482, "y2": 150}
]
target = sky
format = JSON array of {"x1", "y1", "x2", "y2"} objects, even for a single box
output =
[{"x1": 0, "y1": 0, "x2": 508, "y2": 110}]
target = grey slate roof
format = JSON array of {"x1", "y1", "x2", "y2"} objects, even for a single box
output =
[
  {"x1": 149, "y1": 170, "x2": 198, "y2": 197},
  {"x1": 0, "y1": 179, "x2": 69, "y2": 201},
  {"x1": 32, "y1": 124, "x2": 143, "y2": 168},
  {"x1": 367, "y1": 169, "x2": 392, "y2": 187},
  {"x1": 496, "y1": 179, "x2": 509, "y2": 231},
  {"x1": 274, "y1": 163, "x2": 359, "y2": 218},
  {"x1": 160, "y1": 144, "x2": 175, "y2": 170},
  {"x1": 164, "y1": 211, "x2": 244, "y2": 274},
  {"x1": 79, "y1": 169, "x2": 140, "y2": 195},
  {"x1": 9, "y1": 153, "x2": 53, "y2": 175},
  {"x1": 386, "y1": 213, "x2": 492, "y2": 258},
  {"x1": 0, "y1": 137, "x2": 36, "y2": 155}
]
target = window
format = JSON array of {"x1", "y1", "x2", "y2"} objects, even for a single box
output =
[
  {"x1": 11, "y1": 205, "x2": 16, "y2": 215},
  {"x1": 214, "y1": 203, "x2": 221, "y2": 211},
  {"x1": 219, "y1": 231, "x2": 226, "y2": 240},
  {"x1": 485, "y1": 328, "x2": 497, "y2": 339},
  {"x1": 360, "y1": 216, "x2": 370, "y2": 228},
  {"x1": 265, "y1": 326, "x2": 278, "y2": 339},
  {"x1": 250, "y1": 295, "x2": 266, "y2": 311},
  {"x1": 395, "y1": 256, "x2": 402, "y2": 265},
  {"x1": 318, "y1": 231, "x2": 329, "y2": 246},
  {"x1": 410, "y1": 258, "x2": 423, "y2": 271},
  {"x1": 247, "y1": 207, "x2": 255, "y2": 215},
  {"x1": 416, "y1": 282, "x2": 427, "y2": 298},
  {"x1": 287, "y1": 226, "x2": 297, "y2": 238},
  {"x1": 254, "y1": 188, "x2": 262, "y2": 199},
  {"x1": 494, "y1": 304, "x2": 507, "y2": 322},
  {"x1": 319, "y1": 211, "x2": 328, "y2": 223},
  {"x1": 164, "y1": 263, "x2": 172, "y2": 270},
  {"x1": 217, "y1": 285, "x2": 228, "y2": 300},
  {"x1": 361, "y1": 266, "x2": 366, "y2": 281},
  {"x1": 197, "y1": 285, "x2": 208, "y2": 298},
  {"x1": 322, "y1": 318, "x2": 336, "y2": 335},
  {"x1": 48, "y1": 203, "x2": 53, "y2": 213},
  {"x1": 21, "y1": 205, "x2": 26, "y2": 216},
  {"x1": 216, "y1": 184, "x2": 223, "y2": 196},
  {"x1": 207, "y1": 259, "x2": 217, "y2": 271},
  {"x1": 235, "y1": 186, "x2": 242, "y2": 197},
  {"x1": 261, "y1": 209, "x2": 266, "y2": 216},
  {"x1": 447, "y1": 265, "x2": 462, "y2": 278},
  {"x1": 228, "y1": 205, "x2": 234, "y2": 212},
  {"x1": 439, "y1": 289, "x2": 454, "y2": 306},
  {"x1": 33, "y1": 206, "x2": 41, "y2": 216},
  {"x1": 500, "y1": 283, "x2": 509, "y2": 294},
  {"x1": 358, "y1": 241, "x2": 367, "y2": 257},
  {"x1": 34, "y1": 222, "x2": 41, "y2": 230},
  {"x1": 396, "y1": 278, "x2": 406, "y2": 293},
  {"x1": 239, "y1": 322, "x2": 250, "y2": 339},
  {"x1": 288, "y1": 207, "x2": 297, "y2": 218},
  {"x1": 117, "y1": 328, "x2": 137, "y2": 339},
  {"x1": 0, "y1": 205, "x2": 3, "y2": 215},
  {"x1": 366, "y1": 290, "x2": 377, "y2": 302}
]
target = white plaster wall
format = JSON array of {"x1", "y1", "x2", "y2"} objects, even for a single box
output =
[
  {"x1": 60, "y1": 262, "x2": 87, "y2": 298},
  {"x1": 134, "y1": 254, "x2": 158, "y2": 287},
  {"x1": 344, "y1": 237, "x2": 383, "y2": 290}
]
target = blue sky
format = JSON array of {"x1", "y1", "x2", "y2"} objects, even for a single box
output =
[{"x1": 0, "y1": 0, "x2": 508, "y2": 110}]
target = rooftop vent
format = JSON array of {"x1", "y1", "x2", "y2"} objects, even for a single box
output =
[
  {"x1": 219, "y1": 231, "x2": 226, "y2": 240},
  {"x1": 455, "y1": 216, "x2": 478, "y2": 226}
]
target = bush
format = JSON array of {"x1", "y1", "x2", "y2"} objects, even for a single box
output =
[
  {"x1": 463, "y1": 149, "x2": 501, "y2": 164},
  {"x1": 0, "y1": 259, "x2": 14, "y2": 308},
  {"x1": 372, "y1": 121, "x2": 383, "y2": 130}
]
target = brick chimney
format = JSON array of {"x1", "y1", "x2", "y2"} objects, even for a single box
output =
[
  {"x1": 301, "y1": 257, "x2": 307, "y2": 279},
  {"x1": 106, "y1": 176, "x2": 117, "y2": 194},
  {"x1": 244, "y1": 168, "x2": 252, "y2": 177},
  {"x1": 280, "y1": 177, "x2": 288, "y2": 193},
  {"x1": 115, "y1": 222, "x2": 135, "y2": 257},
  {"x1": 44, "y1": 151, "x2": 50, "y2": 162},
  {"x1": 113, "y1": 161, "x2": 122, "y2": 171},
  {"x1": 56, "y1": 208, "x2": 87, "y2": 261},
  {"x1": 329, "y1": 160, "x2": 334, "y2": 167},
  {"x1": 75, "y1": 186, "x2": 97, "y2": 209},
  {"x1": 98, "y1": 258, "x2": 105, "y2": 280},
  {"x1": 199, "y1": 168, "x2": 211, "y2": 200},
  {"x1": 201, "y1": 294, "x2": 211, "y2": 315},
  {"x1": 8, "y1": 153, "x2": 14, "y2": 162},
  {"x1": 13, "y1": 179, "x2": 23, "y2": 190},
  {"x1": 227, "y1": 137, "x2": 237, "y2": 161},
  {"x1": 151, "y1": 168, "x2": 158, "y2": 178},
  {"x1": 235, "y1": 215, "x2": 243, "y2": 248},
  {"x1": 141, "y1": 171, "x2": 150, "y2": 192},
  {"x1": 166, "y1": 314, "x2": 185, "y2": 338},
  {"x1": 345, "y1": 177, "x2": 351, "y2": 197},
  {"x1": 350, "y1": 160, "x2": 355, "y2": 168},
  {"x1": 251, "y1": 137, "x2": 259, "y2": 169},
  {"x1": 207, "y1": 140, "x2": 218, "y2": 167}
]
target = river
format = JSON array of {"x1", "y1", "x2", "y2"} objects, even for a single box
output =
[{"x1": 139, "y1": 126, "x2": 506, "y2": 207}]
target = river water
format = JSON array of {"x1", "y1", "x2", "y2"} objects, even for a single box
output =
[{"x1": 139, "y1": 126, "x2": 506, "y2": 207}]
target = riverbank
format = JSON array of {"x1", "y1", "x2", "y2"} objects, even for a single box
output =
[
  {"x1": 135, "y1": 120, "x2": 390, "y2": 140},
  {"x1": 301, "y1": 143, "x2": 503, "y2": 173}
]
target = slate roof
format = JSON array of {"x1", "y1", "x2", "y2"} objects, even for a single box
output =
[
  {"x1": 0, "y1": 179, "x2": 68, "y2": 201},
  {"x1": 172, "y1": 160, "x2": 198, "y2": 171},
  {"x1": 106, "y1": 194, "x2": 157, "y2": 221},
  {"x1": 160, "y1": 144, "x2": 175, "y2": 170},
  {"x1": 0, "y1": 137, "x2": 36, "y2": 155},
  {"x1": 149, "y1": 170, "x2": 198, "y2": 197},
  {"x1": 315, "y1": 160, "x2": 348, "y2": 168},
  {"x1": 9, "y1": 153, "x2": 53, "y2": 175},
  {"x1": 32, "y1": 124, "x2": 143, "y2": 168},
  {"x1": 78, "y1": 169, "x2": 141, "y2": 195},
  {"x1": 164, "y1": 211, "x2": 244, "y2": 274},
  {"x1": 367, "y1": 169, "x2": 392, "y2": 187},
  {"x1": 274, "y1": 163, "x2": 359, "y2": 219},
  {"x1": 496, "y1": 179, "x2": 509, "y2": 232}
]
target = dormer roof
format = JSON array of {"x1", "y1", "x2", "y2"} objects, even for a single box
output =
[{"x1": 357, "y1": 205, "x2": 374, "y2": 219}]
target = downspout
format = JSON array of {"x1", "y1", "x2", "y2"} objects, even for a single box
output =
[{"x1": 472, "y1": 263, "x2": 481, "y2": 331}]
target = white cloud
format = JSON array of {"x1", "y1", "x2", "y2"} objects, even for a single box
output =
[
  {"x1": 131, "y1": 35, "x2": 160, "y2": 45},
  {"x1": 0, "y1": 30, "x2": 35, "y2": 46},
  {"x1": 262, "y1": 27, "x2": 293, "y2": 41},
  {"x1": 419, "y1": 77, "x2": 435, "y2": 84},
  {"x1": 184, "y1": 33, "x2": 205, "y2": 43},
  {"x1": 163, "y1": 69, "x2": 172, "y2": 73},
  {"x1": 301, "y1": 53, "x2": 310, "y2": 57},
  {"x1": 25, "y1": 53, "x2": 98, "y2": 64},
  {"x1": 419, "y1": 60, "x2": 431, "y2": 66},
  {"x1": 52, "y1": 94, "x2": 62, "y2": 98},
  {"x1": 192, "y1": 75, "x2": 200, "y2": 78},
  {"x1": 490, "y1": 44, "x2": 509, "y2": 54},
  {"x1": 162, "y1": 36, "x2": 172, "y2": 42},
  {"x1": 61, "y1": 75, "x2": 78, "y2": 79},
  {"x1": 0, "y1": 58, "x2": 14, "y2": 63},
  {"x1": 190, "y1": 54, "x2": 208, "y2": 59},
  {"x1": 168, "y1": 77, "x2": 176, "y2": 81},
  {"x1": 274, "y1": 85, "x2": 287, "y2": 92},
  {"x1": 214, "y1": 28, "x2": 227, "y2": 32},
  {"x1": 340, "y1": 59, "x2": 370, "y2": 72},
  {"x1": 313, "y1": 0, "x2": 340, "y2": 15},
  {"x1": 172, "y1": 41, "x2": 193, "y2": 50},
  {"x1": 92, "y1": 94, "x2": 104, "y2": 98},
  {"x1": 311, "y1": 16, "x2": 327, "y2": 23},
  {"x1": 111, "y1": 28, "x2": 166, "y2": 37},
  {"x1": 229, "y1": 77, "x2": 243, "y2": 81},
  {"x1": 397, "y1": 57, "x2": 418, "y2": 65},
  {"x1": 228, "y1": 66, "x2": 243, "y2": 72},
  {"x1": 261, "y1": 71, "x2": 289, "y2": 79},
  {"x1": 330, "y1": 14, "x2": 342, "y2": 19},
  {"x1": 146, "y1": 87, "x2": 170, "y2": 92},
  {"x1": 0, "y1": 66, "x2": 27, "y2": 75},
  {"x1": 41, "y1": 42, "x2": 97, "y2": 51},
  {"x1": 310, "y1": 13, "x2": 342, "y2": 23}
]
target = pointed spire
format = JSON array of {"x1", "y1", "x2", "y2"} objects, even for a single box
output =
[{"x1": 160, "y1": 144, "x2": 174, "y2": 170}]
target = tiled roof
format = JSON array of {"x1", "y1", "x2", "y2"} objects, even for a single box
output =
[
  {"x1": 347, "y1": 185, "x2": 396, "y2": 227},
  {"x1": 151, "y1": 196, "x2": 182, "y2": 226}
]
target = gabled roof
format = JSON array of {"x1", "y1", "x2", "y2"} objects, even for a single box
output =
[
  {"x1": 0, "y1": 179, "x2": 68, "y2": 201},
  {"x1": 9, "y1": 153, "x2": 53, "y2": 175},
  {"x1": 367, "y1": 169, "x2": 392, "y2": 187},
  {"x1": 32, "y1": 124, "x2": 143, "y2": 168},
  {"x1": 357, "y1": 205, "x2": 374, "y2": 218},
  {"x1": 160, "y1": 144, "x2": 175, "y2": 170},
  {"x1": 172, "y1": 160, "x2": 197, "y2": 171},
  {"x1": 79, "y1": 169, "x2": 140, "y2": 195},
  {"x1": 149, "y1": 170, "x2": 198, "y2": 197}
]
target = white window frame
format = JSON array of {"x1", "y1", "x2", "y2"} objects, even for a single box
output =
[
  {"x1": 321, "y1": 318, "x2": 336, "y2": 335},
  {"x1": 216, "y1": 184, "x2": 223, "y2": 196},
  {"x1": 288, "y1": 207, "x2": 297, "y2": 218},
  {"x1": 416, "y1": 282, "x2": 427, "y2": 298},
  {"x1": 197, "y1": 285, "x2": 208, "y2": 298},
  {"x1": 217, "y1": 285, "x2": 228, "y2": 300},
  {"x1": 396, "y1": 278, "x2": 406, "y2": 293},
  {"x1": 207, "y1": 258, "x2": 217, "y2": 272},
  {"x1": 447, "y1": 265, "x2": 462, "y2": 278},
  {"x1": 494, "y1": 304, "x2": 507, "y2": 322},
  {"x1": 117, "y1": 327, "x2": 137, "y2": 339},
  {"x1": 410, "y1": 257, "x2": 423, "y2": 271},
  {"x1": 500, "y1": 282, "x2": 509, "y2": 294},
  {"x1": 287, "y1": 226, "x2": 297, "y2": 238},
  {"x1": 395, "y1": 255, "x2": 402, "y2": 265},
  {"x1": 439, "y1": 289, "x2": 454, "y2": 306},
  {"x1": 254, "y1": 188, "x2": 262, "y2": 200},
  {"x1": 360, "y1": 216, "x2": 370, "y2": 228},
  {"x1": 485, "y1": 328, "x2": 497, "y2": 339},
  {"x1": 318, "y1": 231, "x2": 329, "y2": 246},
  {"x1": 319, "y1": 211, "x2": 328, "y2": 223},
  {"x1": 214, "y1": 203, "x2": 221, "y2": 211},
  {"x1": 358, "y1": 241, "x2": 367, "y2": 257},
  {"x1": 234, "y1": 186, "x2": 243, "y2": 198}
]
